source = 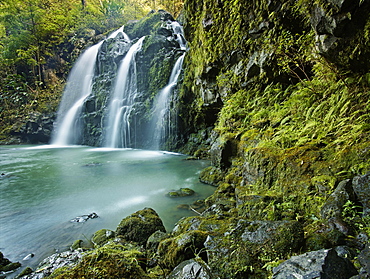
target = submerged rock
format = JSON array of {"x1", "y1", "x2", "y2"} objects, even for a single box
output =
[
  {"x1": 272, "y1": 248, "x2": 358, "y2": 279},
  {"x1": 167, "y1": 188, "x2": 195, "y2": 197},
  {"x1": 70, "y1": 212, "x2": 98, "y2": 223}
]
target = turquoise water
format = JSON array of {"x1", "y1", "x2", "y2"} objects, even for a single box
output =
[{"x1": 0, "y1": 145, "x2": 214, "y2": 274}]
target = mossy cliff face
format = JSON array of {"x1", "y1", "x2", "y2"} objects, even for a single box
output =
[
  {"x1": 173, "y1": 0, "x2": 370, "y2": 276},
  {"x1": 179, "y1": 0, "x2": 370, "y2": 225}
]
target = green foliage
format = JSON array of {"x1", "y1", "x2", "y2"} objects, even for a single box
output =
[
  {"x1": 342, "y1": 200, "x2": 370, "y2": 236},
  {"x1": 0, "y1": 0, "x2": 151, "y2": 141}
]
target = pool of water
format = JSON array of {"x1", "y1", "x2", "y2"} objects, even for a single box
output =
[{"x1": 0, "y1": 145, "x2": 214, "y2": 275}]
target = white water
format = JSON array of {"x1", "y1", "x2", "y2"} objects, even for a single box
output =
[
  {"x1": 170, "y1": 21, "x2": 187, "y2": 50},
  {"x1": 107, "y1": 25, "x2": 130, "y2": 41},
  {"x1": 104, "y1": 37, "x2": 145, "y2": 148},
  {"x1": 152, "y1": 53, "x2": 185, "y2": 149},
  {"x1": 51, "y1": 41, "x2": 103, "y2": 146}
]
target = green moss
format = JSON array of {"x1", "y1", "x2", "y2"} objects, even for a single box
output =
[
  {"x1": 167, "y1": 188, "x2": 195, "y2": 197},
  {"x1": 51, "y1": 244, "x2": 149, "y2": 279},
  {"x1": 157, "y1": 230, "x2": 209, "y2": 269},
  {"x1": 70, "y1": 239, "x2": 83, "y2": 250},
  {"x1": 91, "y1": 229, "x2": 115, "y2": 247},
  {"x1": 116, "y1": 208, "x2": 166, "y2": 245},
  {"x1": 18, "y1": 266, "x2": 33, "y2": 277},
  {"x1": 199, "y1": 166, "x2": 224, "y2": 186}
]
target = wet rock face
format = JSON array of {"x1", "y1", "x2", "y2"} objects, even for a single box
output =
[
  {"x1": 320, "y1": 174, "x2": 370, "y2": 235},
  {"x1": 272, "y1": 248, "x2": 358, "y2": 279},
  {"x1": 10, "y1": 112, "x2": 55, "y2": 144},
  {"x1": 358, "y1": 242, "x2": 370, "y2": 275},
  {"x1": 310, "y1": 0, "x2": 370, "y2": 71},
  {"x1": 116, "y1": 207, "x2": 166, "y2": 245},
  {"x1": 352, "y1": 172, "x2": 370, "y2": 216},
  {"x1": 167, "y1": 259, "x2": 213, "y2": 279}
]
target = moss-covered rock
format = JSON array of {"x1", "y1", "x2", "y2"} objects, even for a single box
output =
[
  {"x1": 51, "y1": 244, "x2": 149, "y2": 279},
  {"x1": 70, "y1": 239, "x2": 84, "y2": 250},
  {"x1": 203, "y1": 219, "x2": 304, "y2": 278},
  {"x1": 199, "y1": 166, "x2": 224, "y2": 186},
  {"x1": 167, "y1": 187, "x2": 195, "y2": 197},
  {"x1": 91, "y1": 229, "x2": 115, "y2": 247},
  {"x1": 157, "y1": 230, "x2": 209, "y2": 269},
  {"x1": 116, "y1": 208, "x2": 166, "y2": 245},
  {"x1": 0, "y1": 252, "x2": 21, "y2": 273}
]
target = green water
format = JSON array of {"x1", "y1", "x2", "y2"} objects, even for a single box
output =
[{"x1": 0, "y1": 145, "x2": 214, "y2": 274}]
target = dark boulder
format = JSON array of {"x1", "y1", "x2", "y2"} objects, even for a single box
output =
[
  {"x1": 320, "y1": 179, "x2": 355, "y2": 234},
  {"x1": 357, "y1": 242, "x2": 370, "y2": 276},
  {"x1": 167, "y1": 259, "x2": 213, "y2": 279},
  {"x1": 352, "y1": 172, "x2": 370, "y2": 216},
  {"x1": 272, "y1": 248, "x2": 358, "y2": 279},
  {"x1": 0, "y1": 251, "x2": 21, "y2": 273}
]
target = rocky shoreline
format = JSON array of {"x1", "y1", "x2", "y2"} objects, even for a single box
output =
[{"x1": 1, "y1": 172, "x2": 368, "y2": 279}]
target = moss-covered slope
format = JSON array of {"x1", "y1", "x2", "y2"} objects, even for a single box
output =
[{"x1": 179, "y1": 0, "x2": 370, "y2": 221}]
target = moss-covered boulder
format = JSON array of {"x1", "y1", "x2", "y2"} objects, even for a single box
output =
[
  {"x1": 199, "y1": 166, "x2": 224, "y2": 186},
  {"x1": 157, "y1": 230, "x2": 209, "y2": 269},
  {"x1": 203, "y1": 219, "x2": 304, "y2": 278},
  {"x1": 51, "y1": 244, "x2": 149, "y2": 279},
  {"x1": 0, "y1": 251, "x2": 21, "y2": 273},
  {"x1": 91, "y1": 229, "x2": 115, "y2": 247},
  {"x1": 167, "y1": 187, "x2": 195, "y2": 197},
  {"x1": 116, "y1": 208, "x2": 166, "y2": 245},
  {"x1": 146, "y1": 230, "x2": 168, "y2": 256}
]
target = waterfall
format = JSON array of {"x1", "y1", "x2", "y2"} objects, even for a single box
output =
[
  {"x1": 50, "y1": 14, "x2": 187, "y2": 150},
  {"x1": 51, "y1": 41, "x2": 103, "y2": 146},
  {"x1": 151, "y1": 53, "x2": 185, "y2": 149},
  {"x1": 107, "y1": 25, "x2": 130, "y2": 41},
  {"x1": 104, "y1": 36, "x2": 145, "y2": 148},
  {"x1": 170, "y1": 21, "x2": 187, "y2": 50}
]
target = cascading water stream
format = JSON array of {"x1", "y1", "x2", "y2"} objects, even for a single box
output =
[
  {"x1": 151, "y1": 53, "x2": 185, "y2": 149},
  {"x1": 51, "y1": 41, "x2": 103, "y2": 146},
  {"x1": 170, "y1": 21, "x2": 187, "y2": 50},
  {"x1": 104, "y1": 36, "x2": 145, "y2": 148},
  {"x1": 107, "y1": 25, "x2": 130, "y2": 41}
]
